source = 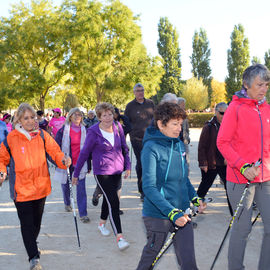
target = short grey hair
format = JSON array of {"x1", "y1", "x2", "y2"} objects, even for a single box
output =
[
  {"x1": 160, "y1": 93, "x2": 178, "y2": 104},
  {"x1": 177, "y1": 97, "x2": 186, "y2": 105},
  {"x1": 215, "y1": 102, "x2": 228, "y2": 112},
  {"x1": 14, "y1": 103, "x2": 36, "y2": 126},
  {"x1": 133, "y1": 83, "x2": 144, "y2": 91},
  {"x1": 242, "y1": 64, "x2": 270, "y2": 89},
  {"x1": 65, "y1": 107, "x2": 83, "y2": 125}
]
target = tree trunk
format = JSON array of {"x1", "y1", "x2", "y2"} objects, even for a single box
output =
[{"x1": 40, "y1": 96, "x2": 45, "y2": 111}]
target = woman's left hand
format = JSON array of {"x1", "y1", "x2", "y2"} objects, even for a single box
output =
[
  {"x1": 198, "y1": 200, "x2": 207, "y2": 213},
  {"x1": 124, "y1": 170, "x2": 130, "y2": 179},
  {"x1": 62, "y1": 155, "x2": 72, "y2": 167}
]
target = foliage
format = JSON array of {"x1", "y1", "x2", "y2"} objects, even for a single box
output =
[
  {"x1": 63, "y1": 93, "x2": 79, "y2": 113},
  {"x1": 190, "y1": 28, "x2": 212, "y2": 104},
  {"x1": 211, "y1": 79, "x2": 227, "y2": 107},
  {"x1": 251, "y1": 56, "x2": 261, "y2": 65},
  {"x1": 0, "y1": 0, "x2": 71, "y2": 111},
  {"x1": 188, "y1": 112, "x2": 214, "y2": 128},
  {"x1": 265, "y1": 50, "x2": 270, "y2": 70},
  {"x1": 181, "y1": 77, "x2": 208, "y2": 111},
  {"x1": 62, "y1": 0, "x2": 163, "y2": 108},
  {"x1": 225, "y1": 24, "x2": 250, "y2": 102},
  {"x1": 157, "y1": 17, "x2": 181, "y2": 100}
]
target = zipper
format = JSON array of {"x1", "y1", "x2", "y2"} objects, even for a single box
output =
[{"x1": 256, "y1": 104, "x2": 263, "y2": 181}]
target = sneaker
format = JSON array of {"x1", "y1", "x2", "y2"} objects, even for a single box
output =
[
  {"x1": 92, "y1": 193, "x2": 101, "y2": 206},
  {"x1": 117, "y1": 238, "x2": 130, "y2": 251},
  {"x1": 203, "y1": 197, "x2": 213, "y2": 203},
  {"x1": 65, "y1": 205, "x2": 72, "y2": 212},
  {"x1": 119, "y1": 209, "x2": 124, "y2": 215},
  {"x1": 98, "y1": 224, "x2": 110, "y2": 236},
  {"x1": 29, "y1": 258, "x2": 42, "y2": 270},
  {"x1": 80, "y1": 216, "x2": 90, "y2": 223}
]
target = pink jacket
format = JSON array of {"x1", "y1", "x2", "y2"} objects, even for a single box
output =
[{"x1": 217, "y1": 92, "x2": 270, "y2": 184}]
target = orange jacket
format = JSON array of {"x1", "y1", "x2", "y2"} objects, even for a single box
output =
[{"x1": 0, "y1": 129, "x2": 66, "y2": 202}]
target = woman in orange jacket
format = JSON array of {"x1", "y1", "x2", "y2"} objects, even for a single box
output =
[{"x1": 0, "y1": 103, "x2": 71, "y2": 270}]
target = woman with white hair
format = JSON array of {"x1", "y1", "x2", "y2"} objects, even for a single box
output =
[
  {"x1": 83, "y1": 109, "x2": 98, "y2": 129},
  {"x1": 55, "y1": 108, "x2": 91, "y2": 223}
]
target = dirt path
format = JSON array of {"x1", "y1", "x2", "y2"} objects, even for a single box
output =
[{"x1": 0, "y1": 128, "x2": 263, "y2": 270}]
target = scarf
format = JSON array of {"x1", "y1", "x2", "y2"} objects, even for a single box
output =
[
  {"x1": 15, "y1": 123, "x2": 39, "y2": 140},
  {"x1": 240, "y1": 88, "x2": 266, "y2": 105},
  {"x1": 54, "y1": 123, "x2": 88, "y2": 184}
]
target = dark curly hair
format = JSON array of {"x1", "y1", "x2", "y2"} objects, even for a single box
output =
[{"x1": 154, "y1": 102, "x2": 187, "y2": 128}]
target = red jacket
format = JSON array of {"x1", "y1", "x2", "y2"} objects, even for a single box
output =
[{"x1": 217, "y1": 92, "x2": 270, "y2": 184}]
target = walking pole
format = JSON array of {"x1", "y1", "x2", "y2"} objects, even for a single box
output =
[
  {"x1": 210, "y1": 159, "x2": 261, "y2": 270},
  {"x1": 64, "y1": 158, "x2": 81, "y2": 249},
  {"x1": 130, "y1": 144, "x2": 133, "y2": 179}
]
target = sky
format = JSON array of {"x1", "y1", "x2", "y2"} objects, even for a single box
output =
[{"x1": 1, "y1": 0, "x2": 270, "y2": 82}]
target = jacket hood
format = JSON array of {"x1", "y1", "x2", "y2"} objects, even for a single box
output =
[{"x1": 143, "y1": 125, "x2": 180, "y2": 146}]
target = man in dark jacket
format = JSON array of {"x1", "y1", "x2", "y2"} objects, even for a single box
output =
[
  {"x1": 197, "y1": 102, "x2": 232, "y2": 215},
  {"x1": 83, "y1": 110, "x2": 98, "y2": 129},
  {"x1": 124, "y1": 83, "x2": 154, "y2": 201}
]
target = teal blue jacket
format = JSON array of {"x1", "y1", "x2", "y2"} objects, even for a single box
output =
[{"x1": 141, "y1": 125, "x2": 197, "y2": 221}]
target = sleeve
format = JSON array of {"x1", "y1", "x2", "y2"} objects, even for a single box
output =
[
  {"x1": 141, "y1": 143, "x2": 177, "y2": 217},
  {"x1": 198, "y1": 124, "x2": 210, "y2": 167},
  {"x1": 55, "y1": 126, "x2": 64, "y2": 148},
  {"x1": 121, "y1": 115, "x2": 132, "y2": 135},
  {"x1": 73, "y1": 129, "x2": 95, "y2": 178},
  {"x1": 117, "y1": 122, "x2": 131, "y2": 171},
  {"x1": 43, "y1": 131, "x2": 66, "y2": 169},
  {"x1": 0, "y1": 140, "x2": 10, "y2": 173},
  {"x1": 217, "y1": 104, "x2": 246, "y2": 170}
]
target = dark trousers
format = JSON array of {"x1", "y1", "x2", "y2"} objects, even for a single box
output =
[
  {"x1": 197, "y1": 166, "x2": 233, "y2": 216},
  {"x1": 136, "y1": 217, "x2": 198, "y2": 270},
  {"x1": 14, "y1": 197, "x2": 46, "y2": 261},
  {"x1": 131, "y1": 139, "x2": 143, "y2": 194},
  {"x1": 95, "y1": 174, "x2": 122, "y2": 235}
]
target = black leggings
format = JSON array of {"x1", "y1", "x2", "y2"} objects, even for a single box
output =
[
  {"x1": 14, "y1": 197, "x2": 46, "y2": 261},
  {"x1": 95, "y1": 174, "x2": 122, "y2": 235}
]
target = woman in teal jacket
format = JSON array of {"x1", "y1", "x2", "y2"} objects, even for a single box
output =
[{"x1": 136, "y1": 102, "x2": 205, "y2": 270}]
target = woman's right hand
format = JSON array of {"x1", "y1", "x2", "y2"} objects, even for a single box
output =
[
  {"x1": 72, "y1": 177, "x2": 78, "y2": 186},
  {"x1": 175, "y1": 214, "x2": 191, "y2": 227},
  {"x1": 243, "y1": 166, "x2": 260, "y2": 181}
]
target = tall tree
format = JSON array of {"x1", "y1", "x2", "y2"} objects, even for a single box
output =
[
  {"x1": 157, "y1": 17, "x2": 181, "y2": 100},
  {"x1": 211, "y1": 79, "x2": 227, "y2": 107},
  {"x1": 252, "y1": 56, "x2": 261, "y2": 65},
  {"x1": 62, "y1": 0, "x2": 163, "y2": 107},
  {"x1": 0, "y1": 0, "x2": 71, "y2": 111},
  {"x1": 225, "y1": 24, "x2": 250, "y2": 101},
  {"x1": 264, "y1": 50, "x2": 270, "y2": 70},
  {"x1": 190, "y1": 28, "x2": 212, "y2": 104}
]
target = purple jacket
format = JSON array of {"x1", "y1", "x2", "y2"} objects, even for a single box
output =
[{"x1": 73, "y1": 122, "x2": 131, "y2": 177}]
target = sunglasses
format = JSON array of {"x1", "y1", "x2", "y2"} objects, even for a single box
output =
[{"x1": 218, "y1": 111, "x2": 225, "y2": 115}]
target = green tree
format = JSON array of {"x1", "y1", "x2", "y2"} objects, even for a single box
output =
[
  {"x1": 225, "y1": 24, "x2": 250, "y2": 101},
  {"x1": 265, "y1": 50, "x2": 270, "y2": 69},
  {"x1": 0, "y1": 0, "x2": 71, "y2": 111},
  {"x1": 62, "y1": 0, "x2": 163, "y2": 108},
  {"x1": 157, "y1": 17, "x2": 181, "y2": 100},
  {"x1": 190, "y1": 28, "x2": 212, "y2": 104},
  {"x1": 63, "y1": 93, "x2": 79, "y2": 113},
  {"x1": 181, "y1": 77, "x2": 208, "y2": 111},
  {"x1": 252, "y1": 56, "x2": 261, "y2": 65}
]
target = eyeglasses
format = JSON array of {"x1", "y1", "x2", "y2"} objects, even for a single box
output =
[
  {"x1": 218, "y1": 111, "x2": 225, "y2": 115},
  {"x1": 72, "y1": 113, "x2": 82, "y2": 117},
  {"x1": 135, "y1": 89, "x2": 144, "y2": 93}
]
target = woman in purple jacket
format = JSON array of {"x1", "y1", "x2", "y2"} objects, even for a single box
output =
[{"x1": 72, "y1": 102, "x2": 131, "y2": 251}]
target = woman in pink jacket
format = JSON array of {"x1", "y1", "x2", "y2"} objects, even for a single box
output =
[{"x1": 217, "y1": 64, "x2": 270, "y2": 270}]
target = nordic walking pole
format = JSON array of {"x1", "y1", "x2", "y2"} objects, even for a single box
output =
[
  {"x1": 0, "y1": 172, "x2": 4, "y2": 190},
  {"x1": 148, "y1": 208, "x2": 192, "y2": 270},
  {"x1": 210, "y1": 159, "x2": 261, "y2": 270},
  {"x1": 63, "y1": 156, "x2": 81, "y2": 248}
]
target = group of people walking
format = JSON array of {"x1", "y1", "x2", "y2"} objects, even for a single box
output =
[{"x1": 0, "y1": 63, "x2": 270, "y2": 270}]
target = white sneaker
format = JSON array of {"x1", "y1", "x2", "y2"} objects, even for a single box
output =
[
  {"x1": 98, "y1": 224, "x2": 110, "y2": 236},
  {"x1": 117, "y1": 238, "x2": 130, "y2": 251}
]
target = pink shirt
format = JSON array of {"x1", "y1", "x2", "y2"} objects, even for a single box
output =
[
  {"x1": 70, "y1": 127, "x2": 81, "y2": 165},
  {"x1": 6, "y1": 122, "x2": 12, "y2": 133},
  {"x1": 49, "y1": 116, "x2": 65, "y2": 137}
]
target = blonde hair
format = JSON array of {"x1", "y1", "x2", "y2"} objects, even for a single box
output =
[
  {"x1": 95, "y1": 102, "x2": 115, "y2": 119},
  {"x1": 13, "y1": 103, "x2": 36, "y2": 126},
  {"x1": 65, "y1": 107, "x2": 83, "y2": 125}
]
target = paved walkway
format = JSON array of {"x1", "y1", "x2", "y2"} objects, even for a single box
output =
[{"x1": 0, "y1": 129, "x2": 263, "y2": 270}]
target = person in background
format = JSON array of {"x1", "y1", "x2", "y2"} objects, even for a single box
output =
[
  {"x1": 36, "y1": 110, "x2": 49, "y2": 131},
  {"x1": 55, "y1": 108, "x2": 91, "y2": 223},
  {"x1": 48, "y1": 108, "x2": 65, "y2": 138},
  {"x1": 124, "y1": 83, "x2": 154, "y2": 201},
  {"x1": 83, "y1": 109, "x2": 98, "y2": 129},
  {"x1": 178, "y1": 97, "x2": 190, "y2": 163},
  {"x1": 72, "y1": 102, "x2": 131, "y2": 251},
  {"x1": 0, "y1": 119, "x2": 8, "y2": 144},
  {"x1": 217, "y1": 64, "x2": 270, "y2": 270},
  {"x1": 136, "y1": 102, "x2": 205, "y2": 270},
  {"x1": 114, "y1": 107, "x2": 131, "y2": 137},
  {"x1": 197, "y1": 102, "x2": 232, "y2": 215},
  {"x1": 2, "y1": 113, "x2": 12, "y2": 133},
  {"x1": 0, "y1": 103, "x2": 71, "y2": 270}
]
